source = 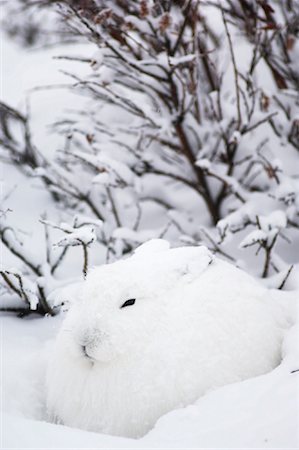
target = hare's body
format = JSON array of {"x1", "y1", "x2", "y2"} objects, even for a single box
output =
[{"x1": 46, "y1": 241, "x2": 288, "y2": 438}]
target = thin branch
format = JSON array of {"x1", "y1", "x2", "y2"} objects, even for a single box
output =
[
  {"x1": 278, "y1": 265, "x2": 294, "y2": 290},
  {"x1": 221, "y1": 6, "x2": 242, "y2": 129}
]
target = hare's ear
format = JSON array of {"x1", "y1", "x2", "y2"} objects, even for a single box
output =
[
  {"x1": 179, "y1": 248, "x2": 214, "y2": 282},
  {"x1": 134, "y1": 239, "x2": 170, "y2": 258}
]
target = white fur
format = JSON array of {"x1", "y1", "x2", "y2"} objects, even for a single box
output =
[{"x1": 46, "y1": 240, "x2": 289, "y2": 438}]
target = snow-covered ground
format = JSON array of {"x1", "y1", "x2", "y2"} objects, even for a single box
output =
[{"x1": 1, "y1": 306, "x2": 299, "y2": 449}]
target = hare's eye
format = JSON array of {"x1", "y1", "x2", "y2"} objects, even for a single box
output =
[{"x1": 120, "y1": 298, "x2": 136, "y2": 308}]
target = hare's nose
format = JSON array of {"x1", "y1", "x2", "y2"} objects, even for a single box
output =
[
  {"x1": 79, "y1": 327, "x2": 101, "y2": 348},
  {"x1": 80, "y1": 327, "x2": 101, "y2": 345},
  {"x1": 81, "y1": 345, "x2": 94, "y2": 362},
  {"x1": 81, "y1": 344, "x2": 94, "y2": 360}
]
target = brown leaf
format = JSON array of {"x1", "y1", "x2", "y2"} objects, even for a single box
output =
[
  {"x1": 159, "y1": 13, "x2": 172, "y2": 33},
  {"x1": 260, "y1": 92, "x2": 270, "y2": 112},
  {"x1": 261, "y1": 23, "x2": 278, "y2": 30},
  {"x1": 86, "y1": 134, "x2": 94, "y2": 144},
  {"x1": 140, "y1": 0, "x2": 149, "y2": 19},
  {"x1": 286, "y1": 35, "x2": 295, "y2": 51},
  {"x1": 94, "y1": 8, "x2": 112, "y2": 25}
]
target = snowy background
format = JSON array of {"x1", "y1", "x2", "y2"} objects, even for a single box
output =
[{"x1": 1, "y1": 1, "x2": 299, "y2": 448}]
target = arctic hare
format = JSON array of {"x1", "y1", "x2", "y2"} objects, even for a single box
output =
[{"x1": 46, "y1": 240, "x2": 288, "y2": 438}]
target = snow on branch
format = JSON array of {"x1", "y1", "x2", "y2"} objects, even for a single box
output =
[{"x1": 41, "y1": 216, "x2": 101, "y2": 278}]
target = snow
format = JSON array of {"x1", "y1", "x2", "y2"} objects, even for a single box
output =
[
  {"x1": 195, "y1": 158, "x2": 211, "y2": 170},
  {"x1": 240, "y1": 230, "x2": 268, "y2": 248},
  {"x1": 0, "y1": 271, "x2": 40, "y2": 310},
  {"x1": 91, "y1": 49, "x2": 105, "y2": 70},
  {"x1": 112, "y1": 226, "x2": 170, "y2": 244},
  {"x1": 54, "y1": 226, "x2": 96, "y2": 248},
  {"x1": 259, "y1": 210, "x2": 288, "y2": 231},
  {"x1": 133, "y1": 238, "x2": 170, "y2": 256}
]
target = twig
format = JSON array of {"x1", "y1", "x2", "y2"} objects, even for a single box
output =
[
  {"x1": 221, "y1": 6, "x2": 242, "y2": 129},
  {"x1": 278, "y1": 265, "x2": 294, "y2": 290}
]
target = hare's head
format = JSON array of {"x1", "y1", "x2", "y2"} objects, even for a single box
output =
[{"x1": 61, "y1": 240, "x2": 213, "y2": 364}]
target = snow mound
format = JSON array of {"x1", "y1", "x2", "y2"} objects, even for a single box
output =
[{"x1": 46, "y1": 240, "x2": 292, "y2": 438}]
